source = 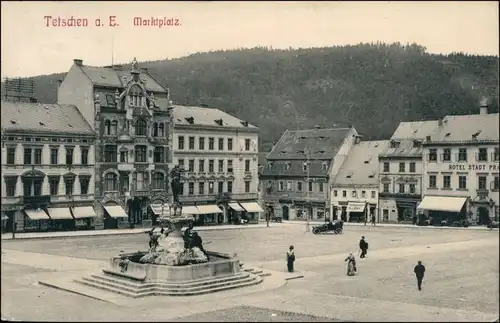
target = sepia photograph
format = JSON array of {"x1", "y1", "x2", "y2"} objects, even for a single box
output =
[{"x1": 1, "y1": 1, "x2": 498, "y2": 322}]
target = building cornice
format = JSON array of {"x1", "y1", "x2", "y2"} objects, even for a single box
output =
[
  {"x1": 174, "y1": 124, "x2": 259, "y2": 133},
  {"x1": 379, "y1": 155, "x2": 422, "y2": 160},
  {"x1": 423, "y1": 140, "x2": 499, "y2": 147},
  {"x1": 1, "y1": 130, "x2": 96, "y2": 139}
]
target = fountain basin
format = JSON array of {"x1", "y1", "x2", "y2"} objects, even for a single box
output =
[{"x1": 110, "y1": 251, "x2": 240, "y2": 282}]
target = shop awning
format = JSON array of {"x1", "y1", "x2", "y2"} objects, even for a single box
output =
[
  {"x1": 103, "y1": 205, "x2": 128, "y2": 218},
  {"x1": 240, "y1": 202, "x2": 264, "y2": 213},
  {"x1": 417, "y1": 196, "x2": 467, "y2": 213},
  {"x1": 150, "y1": 204, "x2": 169, "y2": 215},
  {"x1": 24, "y1": 209, "x2": 50, "y2": 221},
  {"x1": 347, "y1": 202, "x2": 366, "y2": 213},
  {"x1": 196, "y1": 205, "x2": 223, "y2": 214},
  {"x1": 228, "y1": 203, "x2": 245, "y2": 212},
  {"x1": 71, "y1": 206, "x2": 97, "y2": 219},
  {"x1": 180, "y1": 206, "x2": 200, "y2": 215},
  {"x1": 47, "y1": 207, "x2": 73, "y2": 220}
]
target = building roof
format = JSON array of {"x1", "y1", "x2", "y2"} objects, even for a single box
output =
[
  {"x1": 171, "y1": 105, "x2": 258, "y2": 129},
  {"x1": 391, "y1": 120, "x2": 440, "y2": 140},
  {"x1": 428, "y1": 113, "x2": 499, "y2": 143},
  {"x1": 334, "y1": 140, "x2": 391, "y2": 186},
  {"x1": 379, "y1": 139, "x2": 424, "y2": 158},
  {"x1": 78, "y1": 64, "x2": 168, "y2": 93},
  {"x1": 1, "y1": 100, "x2": 95, "y2": 135},
  {"x1": 260, "y1": 160, "x2": 332, "y2": 178},
  {"x1": 266, "y1": 127, "x2": 353, "y2": 160}
]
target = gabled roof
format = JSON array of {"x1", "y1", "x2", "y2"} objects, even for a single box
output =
[
  {"x1": 379, "y1": 139, "x2": 424, "y2": 158},
  {"x1": 334, "y1": 140, "x2": 391, "y2": 186},
  {"x1": 1, "y1": 100, "x2": 94, "y2": 135},
  {"x1": 391, "y1": 120, "x2": 440, "y2": 140},
  {"x1": 428, "y1": 113, "x2": 499, "y2": 142},
  {"x1": 171, "y1": 105, "x2": 258, "y2": 129},
  {"x1": 267, "y1": 127, "x2": 353, "y2": 160}
]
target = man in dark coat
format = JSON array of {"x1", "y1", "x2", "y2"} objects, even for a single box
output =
[
  {"x1": 359, "y1": 236, "x2": 368, "y2": 258},
  {"x1": 414, "y1": 260, "x2": 426, "y2": 291},
  {"x1": 286, "y1": 245, "x2": 295, "y2": 272}
]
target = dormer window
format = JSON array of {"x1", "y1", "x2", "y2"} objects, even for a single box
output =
[
  {"x1": 185, "y1": 117, "x2": 195, "y2": 124},
  {"x1": 322, "y1": 162, "x2": 328, "y2": 171},
  {"x1": 390, "y1": 140, "x2": 400, "y2": 149},
  {"x1": 413, "y1": 140, "x2": 422, "y2": 148},
  {"x1": 105, "y1": 94, "x2": 116, "y2": 107},
  {"x1": 346, "y1": 172, "x2": 353, "y2": 179},
  {"x1": 368, "y1": 171, "x2": 376, "y2": 178},
  {"x1": 316, "y1": 150, "x2": 325, "y2": 154},
  {"x1": 317, "y1": 136, "x2": 326, "y2": 140},
  {"x1": 302, "y1": 162, "x2": 310, "y2": 172},
  {"x1": 129, "y1": 84, "x2": 143, "y2": 107},
  {"x1": 267, "y1": 161, "x2": 274, "y2": 169},
  {"x1": 364, "y1": 156, "x2": 372, "y2": 164},
  {"x1": 298, "y1": 150, "x2": 305, "y2": 154},
  {"x1": 299, "y1": 136, "x2": 306, "y2": 140},
  {"x1": 285, "y1": 162, "x2": 291, "y2": 170},
  {"x1": 240, "y1": 121, "x2": 249, "y2": 127},
  {"x1": 214, "y1": 119, "x2": 223, "y2": 126}
]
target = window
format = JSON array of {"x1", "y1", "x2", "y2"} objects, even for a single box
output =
[
  {"x1": 245, "y1": 181, "x2": 250, "y2": 193},
  {"x1": 188, "y1": 183, "x2": 194, "y2": 195},
  {"x1": 494, "y1": 148, "x2": 499, "y2": 161},
  {"x1": 361, "y1": 190, "x2": 366, "y2": 198},
  {"x1": 154, "y1": 147, "x2": 165, "y2": 163},
  {"x1": 333, "y1": 190, "x2": 338, "y2": 197},
  {"x1": 3, "y1": 147, "x2": 16, "y2": 166},
  {"x1": 120, "y1": 150, "x2": 128, "y2": 163},
  {"x1": 24, "y1": 148, "x2": 32, "y2": 164},
  {"x1": 302, "y1": 162, "x2": 309, "y2": 172},
  {"x1": 322, "y1": 163, "x2": 328, "y2": 171},
  {"x1": 342, "y1": 190, "x2": 347, "y2": 197},
  {"x1": 308, "y1": 182, "x2": 313, "y2": 192},
  {"x1": 245, "y1": 139, "x2": 251, "y2": 151},
  {"x1": 227, "y1": 181, "x2": 233, "y2": 193},
  {"x1": 152, "y1": 123, "x2": 159, "y2": 137},
  {"x1": 188, "y1": 159, "x2": 195, "y2": 172},
  {"x1": 383, "y1": 183, "x2": 389, "y2": 193},
  {"x1": 478, "y1": 148, "x2": 488, "y2": 162},
  {"x1": 458, "y1": 148, "x2": 467, "y2": 162},
  {"x1": 32, "y1": 148, "x2": 42, "y2": 165},
  {"x1": 352, "y1": 190, "x2": 357, "y2": 197},
  {"x1": 409, "y1": 184, "x2": 416, "y2": 194},
  {"x1": 429, "y1": 175, "x2": 437, "y2": 188},
  {"x1": 208, "y1": 182, "x2": 214, "y2": 194},
  {"x1": 64, "y1": 178, "x2": 74, "y2": 195},
  {"x1": 458, "y1": 175, "x2": 467, "y2": 190},
  {"x1": 398, "y1": 184, "x2": 405, "y2": 193},
  {"x1": 218, "y1": 181, "x2": 224, "y2": 193},
  {"x1": 80, "y1": 177, "x2": 90, "y2": 195},
  {"x1": 409, "y1": 162, "x2": 416, "y2": 173},
  {"x1": 478, "y1": 176, "x2": 487, "y2": 190},
  {"x1": 218, "y1": 138, "x2": 224, "y2": 150},
  {"x1": 278, "y1": 181, "x2": 284, "y2": 191},
  {"x1": 158, "y1": 123, "x2": 165, "y2": 137},
  {"x1": 227, "y1": 138, "x2": 233, "y2": 151},
  {"x1": 48, "y1": 177, "x2": 59, "y2": 195},
  {"x1": 110, "y1": 121, "x2": 118, "y2": 135},
  {"x1": 81, "y1": 148, "x2": 89, "y2": 165},
  {"x1": 297, "y1": 182, "x2": 303, "y2": 191},
  {"x1": 135, "y1": 145, "x2": 147, "y2": 162},
  {"x1": 65, "y1": 147, "x2": 74, "y2": 165},
  {"x1": 399, "y1": 162, "x2": 405, "y2": 172},
  {"x1": 442, "y1": 148, "x2": 451, "y2": 162},
  {"x1": 383, "y1": 162, "x2": 389, "y2": 172},
  {"x1": 135, "y1": 172, "x2": 148, "y2": 190},
  {"x1": 104, "y1": 145, "x2": 117, "y2": 163},
  {"x1": 198, "y1": 182, "x2": 205, "y2": 195},
  {"x1": 23, "y1": 181, "x2": 31, "y2": 196},
  {"x1": 5, "y1": 177, "x2": 16, "y2": 197},
  {"x1": 371, "y1": 190, "x2": 376, "y2": 198},
  {"x1": 153, "y1": 172, "x2": 164, "y2": 190},
  {"x1": 104, "y1": 120, "x2": 111, "y2": 135},
  {"x1": 178, "y1": 136, "x2": 185, "y2": 150},
  {"x1": 135, "y1": 119, "x2": 147, "y2": 136},
  {"x1": 443, "y1": 175, "x2": 451, "y2": 189},
  {"x1": 188, "y1": 137, "x2": 195, "y2": 150},
  {"x1": 208, "y1": 137, "x2": 215, "y2": 150},
  {"x1": 199, "y1": 137, "x2": 205, "y2": 150},
  {"x1": 286, "y1": 181, "x2": 292, "y2": 191},
  {"x1": 178, "y1": 159, "x2": 185, "y2": 169},
  {"x1": 199, "y1": 160, "x2": 205, "y2": 173},
  {"x1": 208, "y1": 160, "x2": 214, "y2": 173},
  {"x1": 104, "y1": 173, "x2": 117, "y2": 191},
  {"x1": 245, "y1": 160, "x2": 250, "y2": 172},
  {"x1": 428, "y1": 149, "x2": 437, "y2": 162},
  {"x1": 50, "y1": 148, "x2": 58, "y2": 164},
  {"x1": 227, "y1": 160, "x2": 233, "y2": 173},
  {"x1": 218, "y1": 160, "x2": 224, "y2": 173},
  {"x1": 32, "y1": 179, "x2": 42, "y2": 196},
  {"x1": 319, "y1": 183, "x2": 324, "y2": 193},
  {"x1": 493, "y1": 176, "x2": 499, "y2": 190}
]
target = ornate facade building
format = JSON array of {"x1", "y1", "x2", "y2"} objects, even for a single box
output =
[
  {"x1": 1, "y1": 101, "x2": 96, "y2": 232},
  {"x1": 58, "y1": 58, "x2": 173, "y2": 228}
]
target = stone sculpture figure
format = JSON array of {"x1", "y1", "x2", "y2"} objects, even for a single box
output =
[{"x1": 170, "y1": 165, "x2": 184, "y2": 205}]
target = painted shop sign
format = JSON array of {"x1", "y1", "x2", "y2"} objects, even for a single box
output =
[{"x1": 448, "y1": 164, "x2": 499, "y2": 171}]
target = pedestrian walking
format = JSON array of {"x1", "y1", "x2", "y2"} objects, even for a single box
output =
[
  {"x1": 414, "y1": 260, "x2": 426, "y2": 291},
  {"x1": 359, "y1": 236, "x2": 369, "y2": 258},
  {"x1": 286, "y1": 245, "x2": 295, "y2": 272}
]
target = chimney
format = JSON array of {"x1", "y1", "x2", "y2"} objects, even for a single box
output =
[
  {"x1": 354, "y1": 135, "x2": 362, "y2": 144},
  {"x1": 73, "y1": 59, "x2": 83, "y2": 66},
  {"x1": 480, "y1": 103, "x2": 488, "y2": 115}
]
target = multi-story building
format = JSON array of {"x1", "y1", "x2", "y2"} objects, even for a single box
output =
[
  {"x1": 261, "y1": 126, "x2": 359, "y2": 221},
  {"x1": 331, "y1": 140, "x2": 390, "y2": 222},
  {"x1": 171, "y1": 105, "x2": 261, "y2": 225},
  {"x1": 57, "y1": 58, "x2": 173, "y2": 228},
  {"x1": 378, "y1": 120, "x2": 439, "y2": 223},
  {"x1": 1, "y1": 101, "x2": 96, "y2": 232},
  {"x1": 420, "y1": 104, "x2": 499, "y2": 225}
]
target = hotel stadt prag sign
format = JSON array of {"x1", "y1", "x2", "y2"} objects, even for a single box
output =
[{"x1": 448, "y1": 164, "x2": 499, "y2": 171}]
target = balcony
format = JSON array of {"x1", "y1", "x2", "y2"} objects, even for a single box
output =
[{"x1": 476, "y1": 188, "x2": 489, "y2": 197}]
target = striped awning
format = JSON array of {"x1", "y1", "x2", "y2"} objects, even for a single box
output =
[
  {"x1": 196, "y1": 205, "x2": 223, "y2": 214},
  {"x1": 24, "y1": 209, "x2": 50, "y2": 221},
  {"x1": 103, "y1": 205, "x2": 128, "y2": 218},
  {"x1": 180, "y1": 206, "x2": 200, "y2": 215},
  {"x1": 240, "y1": 202, "x2": 264, "y2": 213},
  {"x1": 228, "y1": 203, "x2": 245, "y2": 212},
  {"x1": 71, "y1": 206, "x2": 97, "y2": 219},
  {"x1": 47, "y1": 207, "x2": 73, "y2": 220}
]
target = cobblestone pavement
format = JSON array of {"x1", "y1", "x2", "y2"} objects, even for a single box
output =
[{"x1": 1, "y1": 225, "x2": 498, "y2": 322}]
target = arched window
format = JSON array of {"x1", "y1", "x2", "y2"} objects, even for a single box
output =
[
  {"x1": 129, "y1": 85, "x2": 143, "y2": 107},
  {"x1": 159, "y1": 123, "x2": 165, "y2": 137},
  {"x1": 110, "y1": 120, "x2": 118, "y2": 135},
  {"x1": 152, "y1": 122, "x2": 158, "y2": 137},
  {"x1": 104, "y1": 173, "x2": 117, "y2": 191},
  {"x1": 135, "y1": 119, "x2": 147, "y2": 136},
  {"x1": 104, "y1": 120, "x2": 111, "y2": 135},
  {"x1": 153, "y1": 172, "x2": 165, "y2": 190}
]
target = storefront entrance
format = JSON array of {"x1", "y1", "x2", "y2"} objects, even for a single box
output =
[
  {"x1": 128, "y1": 197, "x2": 148, "y2": 225},
  {"x1": 477, "y1": 206, "x2": 490, "y2": 225},
  {"x1": 282, "y1": 205, "x2": 289, "y2": 220}
]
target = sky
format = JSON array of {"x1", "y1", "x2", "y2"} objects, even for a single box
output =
[{"x1": 1, "y1": 1, "x2": 498, "y2": 78}]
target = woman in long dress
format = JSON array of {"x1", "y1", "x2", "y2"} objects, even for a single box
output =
[{"x1": 286, "y1": 245, "x2": 295, "y2": 272}]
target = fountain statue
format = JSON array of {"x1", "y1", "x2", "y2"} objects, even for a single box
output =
[{"x1": 139, "y1": 165, "x2": 208, "y2": 266}]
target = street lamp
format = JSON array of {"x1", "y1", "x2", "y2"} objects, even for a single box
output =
[{"x1": 305, "y1": 148, "x2": 311, "y2": 232}]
